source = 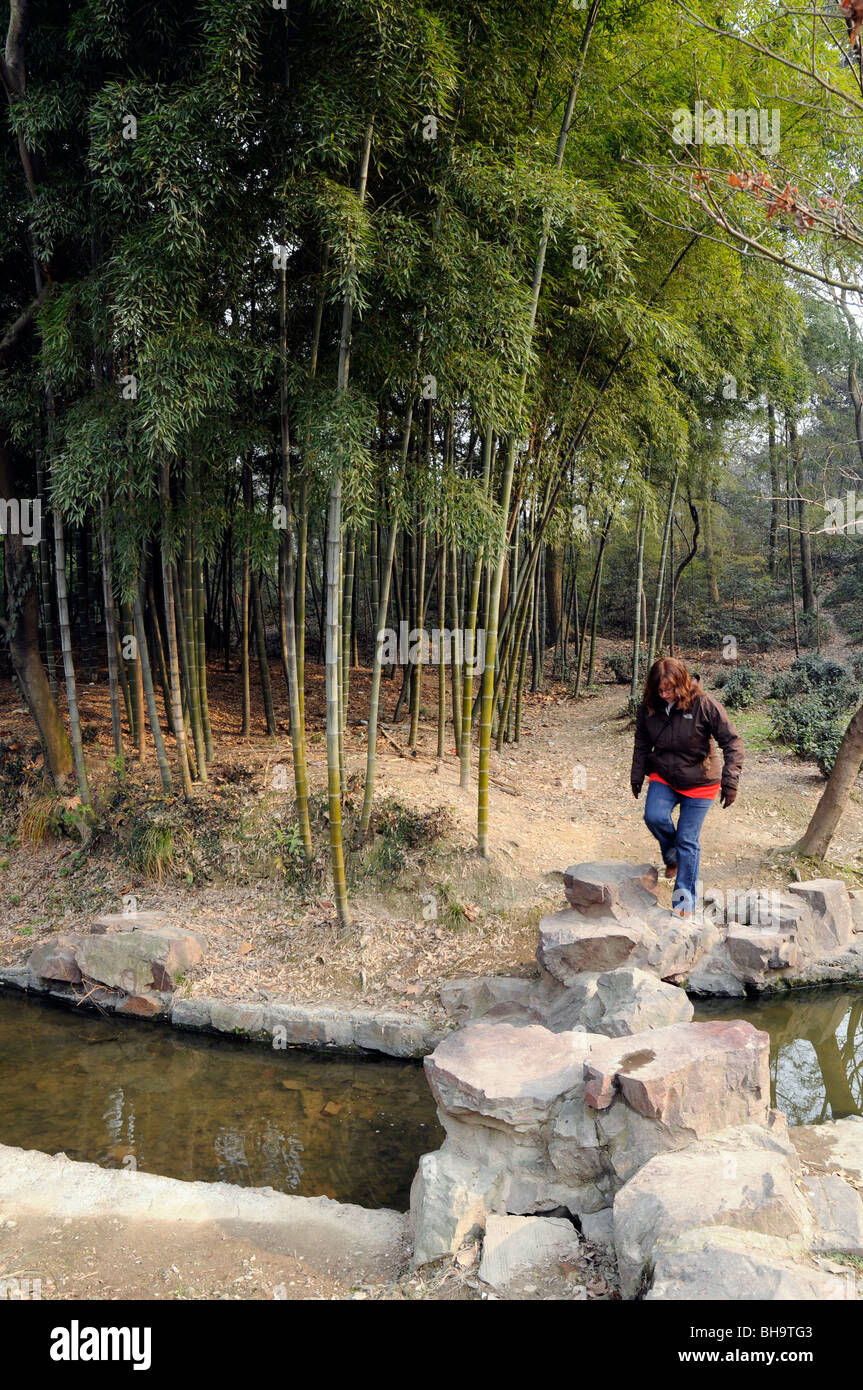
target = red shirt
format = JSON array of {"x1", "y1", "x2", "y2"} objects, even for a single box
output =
[{"x1": 648, "y1": 773, "x2": 720, "y2": 800}]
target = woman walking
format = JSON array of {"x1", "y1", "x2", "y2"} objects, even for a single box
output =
[{"x1": 631, "y1": 658, "x2": 743, "y2": 917}]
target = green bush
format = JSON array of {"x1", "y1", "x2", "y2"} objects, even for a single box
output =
[
  {"x1": 605, "y1": 651, "x2": 633, "y2": 685},
  {"x1": 769, "y1": 696, "x2": 845, "y2": 777},
  {"x1": 604, "y1": 649, "x2": 650, "y2": 686},
  {"x1": 715, "y1": 664, "x2": 761, "y2": 709},
  {"x1": 796, "y1": 612, "x2": 831, "y2": 648}
]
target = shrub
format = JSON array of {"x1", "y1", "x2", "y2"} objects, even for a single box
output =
[
  {"x1": 605, "y1": 651, "x2": 632, "y2": 685},
  {"x1": 788, "y1": 655, "x2": 858, "y2": 710},
  {"x1": 768, "y1": 666, "x2": 814, "y2": 701},
  {"x1": 604, "y1": 649, "x2": 649, "y2": 686},
  {"x1": 716, "y1": 664, "x2": 761, "y2": 709},
  {"x1": 769, "y1": 696, "x2": 845, "y2": 777},
  {"x1": 796, "y1": 612, "x2": 831, "y2": 648}
]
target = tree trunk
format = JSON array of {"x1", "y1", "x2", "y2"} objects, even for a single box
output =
[
  {"x1": 545, "y1": 544, "x2": 563, "y2": 649},
  {"x1": 630, "y1": 503, "x2": 646, "y2": 704},
  {"x1": 797, "y1": 702, "x2": 863, "y2": 857},
  {"x1": 131, "y1": 584, "x2": 173, "y2": 793},
  {"x1": 789, "y1": 421, "x2": 815, "y2": 615},
  {"x1": 648, "y1": 464, "x2": 678, "y2": 667},
  {"x1": 767, "y1": 403, "x2": 781, "y2": 577},
  {"x1": 99, "y1": 504, "x2": 123, "y2": 762},
  {"x1": 0, "y1": 472, "x2": 73, "y2": 787},
  {"x1": 53, "y1": 509, "x2": 90, "y2": 804},
  {"x1": 159, "y1": 460, "x2": 193, "y2": 796}
]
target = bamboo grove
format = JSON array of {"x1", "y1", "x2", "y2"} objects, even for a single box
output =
[{"x1": 3, "y1": 0, "x2": 863, "y2": 921}]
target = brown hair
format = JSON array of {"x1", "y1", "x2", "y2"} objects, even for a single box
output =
[{"x1": 642, "y1": 657, "x2": 699, "y2": 714}]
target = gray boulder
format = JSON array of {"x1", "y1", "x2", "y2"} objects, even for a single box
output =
[
  {"x1": 537, "y1": 909, "x2": 645, "y2": 983},
  {"x1": 409, "y1": 1148, "x2": 501, "y2": 1268},
  {"x1": 563, "y1": 861, "x2": 659, "y2": 914},
  {"x1": 788, "y1": 879, "x2": 854, "y2": 954},
  {"x1": 439, "y1": 976, "x2": 540, "y2": 1023},
  {"x1": 613, "y1": 1122, "x2": 810, "y2": 1298},
  {"x1": 645, "y1": 1228, "x2": 855, "y2": 1301},
  {"x1": 70, "y1": 924, "x2": 205, "y2": 994},
  {"x1": 592, "y1": 967, "x2": 693, "y2": 1037},
  {"x1": 477, "y1": 1213, "x2": 576, "y2": 1289},
  {"x1": 424, "y1": 1020, "x2": 593, "y2": 1131}
]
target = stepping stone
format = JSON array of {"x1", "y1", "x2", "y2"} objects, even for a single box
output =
[
  {"x1": 537, "y1": 909, "x2": 645, "y2": 983},
  {"x1": 562, "y1": 861, "x2": 659, "y2": 913},
  {"x1": 424, "y1": 1020, "x2": 594, "y2": 1130},
  {"x1": 583, "y1": 1019, "x2": 770, "y2": 1128}
]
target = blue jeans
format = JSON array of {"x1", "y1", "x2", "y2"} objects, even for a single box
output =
[{"x1": 644, "y1": 779, "x2": 713, "y2": 913}]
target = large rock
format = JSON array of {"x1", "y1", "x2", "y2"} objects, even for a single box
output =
[
  {"x1": 540, "y1": 974, "x2": 603, "y2": 1033},
  {"x1": 73, "y1": 924, "x2": 205, "y2": 994},
  {"x1": 725, "y1": 927, "x2": 799, "y2": 981},
  {"x1": 477, "y1": 1214, "x2": 576, "y2": 1289},
  {"x1": 438, "y1": 1110, "x2": 602, "y2": 1218},
  {"x1": 850, "y1": 890, "x2": 863, "y2": 933},
  {"x1": 424, "y1": 1021, "x2": 593, "y2": 1131},
  {"x1": 409, "y1": 1148, "x2": 500, "y2": 1267},
  {"x1": 613, "y1": 1122, "x2": 810, "y2": 1298},
  {"x1": 800, "y1": 1174, "x2": 863, "y2": 1254},
  {"x1": 537, "y1": 967, "x2": 692, "y2": 1037},
  {"x1": 645, "y1": 1228, "x2": 855, "y2": 1301},
  {"x1": 439, "y1": 976, "x2": 540, "y2": 1023},
  {"x1": 686, "y1": 949, "x2": 746, "y2": 997},
  {"x1": 788, "y1": 879, "x2": 854, "y2": 954},
  {"x1": 563, "y1": 861, "x2": 659, "y2": 913},
  {"x1": 790, "y1": 1115, "x2": 863, "y2": 1186},
  {"x1": 583, "y1": 1020, "x2": 770, "y2": 1124},
  {"x1": 28, "y1": 934, "x2": 84, "y2": 984},
  {"x1": 90, "y1": 910, "x2": 174, "y2": 935},
  {"x1": 537, "y1": 910, "x2": 645, "y2": 983},
  {"x1": 592, "y1": 968, "x2": 693, "y2": 1037},
  {"x1": 643, "y1": 912, "x2": 719, "y2": 981}
]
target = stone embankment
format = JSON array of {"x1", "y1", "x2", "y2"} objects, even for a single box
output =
[{"x1": 0, "y1": 910, "x2": 439, "y2": 1059}]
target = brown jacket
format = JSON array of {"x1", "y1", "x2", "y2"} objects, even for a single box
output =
[{"x1": 630, "y1": 690, "x2": 743, "y2": 794}]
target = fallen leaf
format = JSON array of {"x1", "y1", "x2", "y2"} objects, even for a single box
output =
[{"x1": 238, "y1": 941, "x2": 254, "y2": 955}]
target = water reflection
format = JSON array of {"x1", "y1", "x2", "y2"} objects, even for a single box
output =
[
  {"x1": 694, "y1": 987, "x2": 863, "y2": 1126},
  {"x1": 0, "y1": 989, "x2": 442, "y2": 1210}
]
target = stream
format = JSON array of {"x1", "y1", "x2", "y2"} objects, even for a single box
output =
[
  {"x1": 0, "y1": 988, "x2": 443, "y2": 1211},
  {"x1": 2, "y1": 982, "x2": 861, "y2": 1212}
]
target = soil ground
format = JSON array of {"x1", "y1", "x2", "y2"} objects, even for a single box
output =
[
  {"x1": 0, "y1": 1208, "x2": 618, "y2": 1301},
  {"x1": 1, "y1": 637, "x2": 861, "y2": 1028}
]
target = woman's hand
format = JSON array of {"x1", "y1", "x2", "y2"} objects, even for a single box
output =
[
  {"x1": 720, "y1": 786, "x2": 737, "y2": 808},
  {"x1": 631, "y1": 780, "x2": 643, "y2": 799}
]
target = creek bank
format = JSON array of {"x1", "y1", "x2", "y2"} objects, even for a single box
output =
[
  {"x1": 1, "y1": 908, "x2": 441, "y2": 1059},
  {"x1": 0, "y1": 1142, "x2": 406, "y2": 1284}
]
